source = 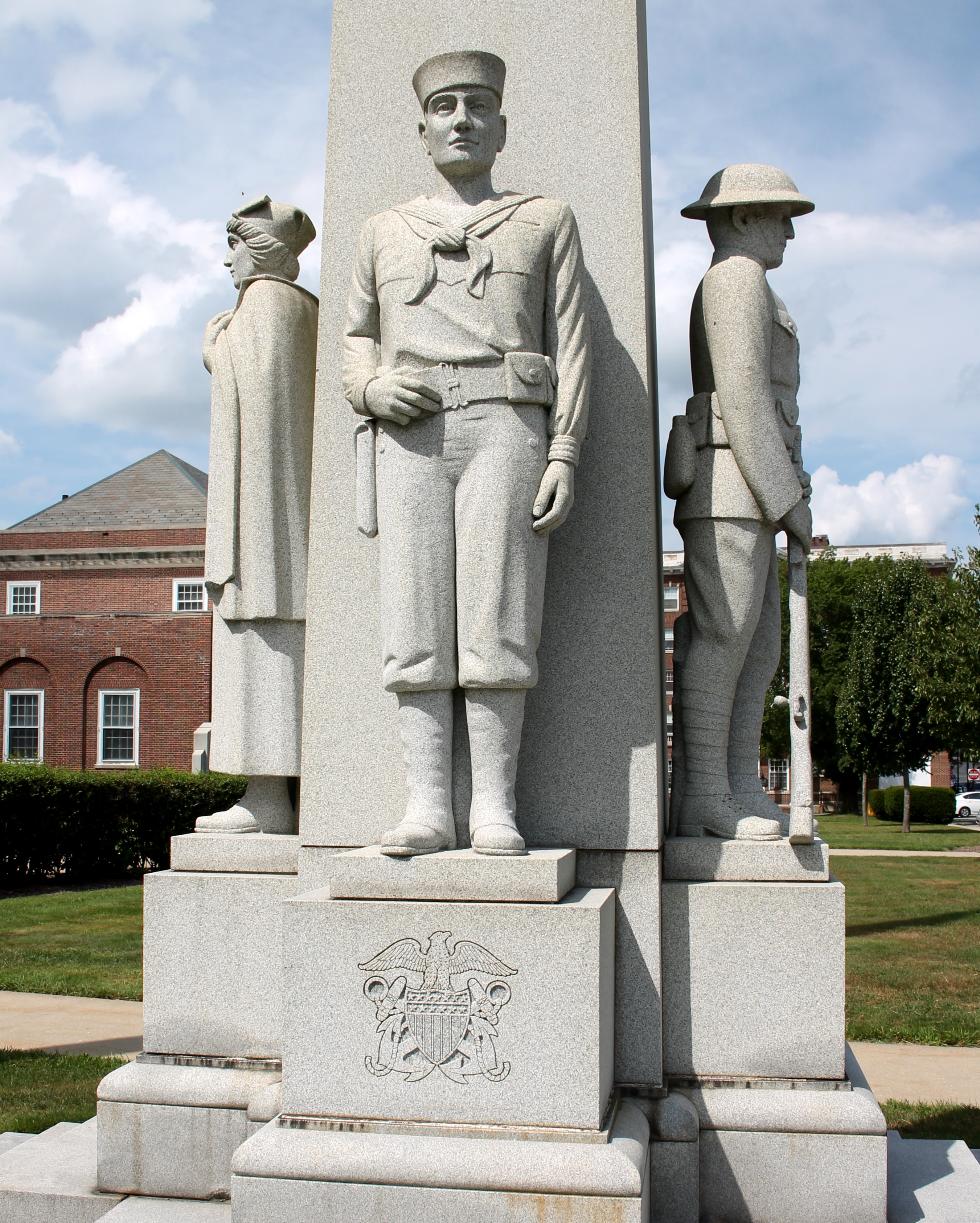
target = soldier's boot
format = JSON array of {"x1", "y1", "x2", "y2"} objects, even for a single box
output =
[
  {"x1": 466, "y1": 688, "x2": 528, "y2": 856},
  {"x1": 675, "y1": 686, "x2": 781, "y2": 841},
  {"x1": 380, "y1": 690, "x2": 456, "y2": 857},
  {"x1": 195, "y1": 775, "x2": 295, "y2": 834}
]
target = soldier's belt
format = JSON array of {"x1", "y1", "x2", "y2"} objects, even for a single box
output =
[
  {"x1": 418, "y1": 352, "x2": 557, "y2": 411},
  {"x1": 686, "y1": 391, "x2": 799, "y2": 450}
]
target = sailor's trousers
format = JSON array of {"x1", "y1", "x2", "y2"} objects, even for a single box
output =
[{"x1": 376, "y1": 400, "x2": 549, "y2": 692}]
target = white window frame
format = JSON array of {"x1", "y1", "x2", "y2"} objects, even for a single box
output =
[
  {"x1": 6, "y1": 580, "x2": 40, "y2": 615},
  {"x1": 172, "y1": 578, "x2": 207, "y2": 613},
  {"x1": 768, "y1": 758, "x2": 789, "y2": 791},
  {"x1": 664, "y1": 627, "x2": 674, "y2": 653},
  {"x1": 97, "y1": 689, "x2": 140, "y2": 767},
  {"x1": 4, "y1": 689, "x2": 44, "y2": 762},
  {"x1": 663, "y1": 585, "x2": 680, "y2": 613}
]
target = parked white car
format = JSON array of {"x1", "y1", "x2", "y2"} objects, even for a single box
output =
[{"x1": 953, "y1": 791, "x2": 980, "y2": 823}]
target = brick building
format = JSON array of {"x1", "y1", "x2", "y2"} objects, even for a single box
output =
[{"x1": 0, "y1": 451, "x2": 211, "y2": 770}]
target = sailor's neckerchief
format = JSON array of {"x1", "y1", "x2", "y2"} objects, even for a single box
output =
[{"x1": 392, "y1": 193, "x2": 540, "y2": 305}]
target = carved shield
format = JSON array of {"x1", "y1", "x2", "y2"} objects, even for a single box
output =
[{"x1": 405, "y1": 989, "x2": 469, "y2": 1065}]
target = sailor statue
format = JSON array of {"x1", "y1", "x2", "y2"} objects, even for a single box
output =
[{"x1": 343, "y1": 51, "x2": 591, "y2": 857}]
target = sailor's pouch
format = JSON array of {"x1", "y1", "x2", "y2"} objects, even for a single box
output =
[{"x1": 504, "y1": 351, "x2": 557, "y2": 406}]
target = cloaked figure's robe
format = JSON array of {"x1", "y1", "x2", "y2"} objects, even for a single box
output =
[{"x1": 203, "y1": 275, "x2": 318, "y2": 775}]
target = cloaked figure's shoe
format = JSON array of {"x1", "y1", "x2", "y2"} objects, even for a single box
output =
[
  {"x1": 466, "y1": 689, "x2": 528, "y2": 857},
  {"x1": 380, "y1": 691, "x2": 456, "y2": 858},
  {"x1": 731, "y1": 782, "x2": 790, "y2": 835},
  {"x1": 677, "y1": 791, "x2": 782, "y2": 841},
  {"x1": 195, "y1": 776, "x2": 294, "y2": 834}
]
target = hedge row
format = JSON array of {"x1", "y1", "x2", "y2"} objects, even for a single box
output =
[
  {"x1": 868, "y1": 785, "x2": 955, "y2": 824},
  {"x1": 0, "y1": 764, "x2": 246, "y2": 882}
]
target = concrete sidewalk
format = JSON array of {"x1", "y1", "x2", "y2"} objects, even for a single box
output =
[
  {"x1": 0, "y1": 991, "x2": 142, "y2": 1059},
  {"x1": 1, "y1": 992, "x2": 977, "y2": 1108},
  {"x1": 851, "y1": 1041, "x2": 980, "y2": 1107}
]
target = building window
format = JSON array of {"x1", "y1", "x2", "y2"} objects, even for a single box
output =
[
  {"x1": 665, "y1": 669, "x2": 673, "y2": 690},
  {"x1": 6, "y1": 581, "x2": 40, "y2": 615},
  {"x1": 98, "y1": 690, "x2": 140, "y2": 766},
  {"x1": 4, "y1": 690, "x2": 43, "y2": 761},
  {"x1": 666, "y1": 704, "x2": 673, "y2": 729},
  {"x1": 664, "y1": 585, "x2": 680, "y2": 613},
  {"x1": 768, "y1": 758, "x2": 789, "y2": 791},
  {"x1": 664, "y1": 627, "x2": 674, "y2": 653},
  {"x1": 172, "y1": 579, "x2": 207, "y2": 612}
]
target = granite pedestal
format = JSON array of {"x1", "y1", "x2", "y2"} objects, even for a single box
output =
[{"x1": 97, "y1": 847, "x2": 301, "y2": 1200}]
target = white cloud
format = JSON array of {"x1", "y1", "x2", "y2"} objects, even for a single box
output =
[
  {"x1": 51, "y1": 51, "x2": 161, "y2": 122},
  {"x1": 810, "y1": 455, "x2": 969, "y2": 545},
  {"x1": 0, "y1": 0, "x2": 213, "y2": 43},
  {"x1": 0, "y1": 430, "x2": 22, "y2": 457}
]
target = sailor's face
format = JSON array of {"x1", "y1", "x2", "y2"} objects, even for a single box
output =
[
  {"x1": 419, "y1": 87, "x2": 506, "y2": 178},
  {"x1": 223, "y1": 233, "x2": 258, "y2": 289}
]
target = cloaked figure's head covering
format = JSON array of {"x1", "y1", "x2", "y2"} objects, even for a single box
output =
[
  {"x1": 412, "y1": 51, "x2": 506, "y2": 112},
  {"x1": 226, "y1": 195, "x2": 316, "y2": 282},
  {"x1": 681, "y1": 164, "x2": 814, "y2": 220}
]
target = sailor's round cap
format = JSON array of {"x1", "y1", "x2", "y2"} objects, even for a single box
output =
[
  {"x1": 681, "y1": 164, "x2": 814, "y2": 220},
  {"x1": 413, "y1": 51, "x2": 506, "y2": 110},
  {"x1": 228, "y1": 195, "x2": 316, "y2": 256}
]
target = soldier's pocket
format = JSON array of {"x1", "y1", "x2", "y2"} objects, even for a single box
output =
[{"x1": 663, "y1": 415, "x2": 696, "y2": 499}]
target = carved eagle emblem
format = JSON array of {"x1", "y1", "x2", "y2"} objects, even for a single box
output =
[{"x1": 358, "y1": 930, "x2": 517, "y2": 993}]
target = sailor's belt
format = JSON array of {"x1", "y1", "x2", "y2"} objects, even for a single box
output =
[
  {"x1": 417, "y1": 352, "x2": 557, "y2": 411},
  {"x1": 686, "y1": 391, "x2": 799, "y2": 450}
]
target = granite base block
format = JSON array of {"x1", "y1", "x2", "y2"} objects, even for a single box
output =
[
  {"x1": 643, "y1": 1093, "x2": 700, "y2": 1223},
  {"x1": 281, "y1": 886, "x2": 614, "y2": 1129},
  {"x1": 886, "y1": 1130, "x2": 980, "y2": 1223},
  {"x1": 325, "y1": 845, "x2": 576, "y2": 902},
  {"x1": 101, "y1": 1200, "x2": 231, "y2": 1220},
  {"x1": 677, "y1": 1047, "x2": 887, "y2": 1223},
  {"x1": 663, "y1": 836, "x2": 829, "y2": 881},
  {"x1": 577, "y1": 850, "x2": 663, "y2": 1089},
  {"x1": 0, "y1": 1119, "x2": 123, "y2": 1222},
  {"x1": 662, "y1": 878, "x2": 845, "y2": 1079},
  {"x1": 231, "y1": 1102, "x2": 649, "y2": 1221},
  {"x1": 170, "y1": 833, "x2": 299, "y2": 875},
  {"x1": 97, "y1": 1062, "x2": 280, "y2": 1199},
  {"x1": 143, "y1": 870, "x2": 301, "y2": 1059}
]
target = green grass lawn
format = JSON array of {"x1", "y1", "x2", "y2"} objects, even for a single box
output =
[
  {"x1": 882, "y1": 1100, "x2": 980, "y2": 1150},
  {"x1": 0, "y1": 1050, "x2": 126, "y2": 1133},
  {"x1": 0, "y1": 885, "x2": 142, "y2": 1000},
  {"x1": 819, "y1": 813, "x2": 980, "y2": 851},
  {"x1": 838, "y1": 857, "x2": 980, "y2": 1045}
]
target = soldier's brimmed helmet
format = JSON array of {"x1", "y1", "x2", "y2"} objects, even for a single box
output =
[
  {"x1": 681, "y1": 164, "x2": 814, "y2": 220},
  {"x1": 413, "y1": 51, "x2": 506, "y2": 111}
]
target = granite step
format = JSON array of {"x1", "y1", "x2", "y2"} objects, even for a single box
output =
[
  {"x1": 0, "y1": 1131, "x2": 35, "y2": 1158},
  {"x1": 0, "y1": 1117, "x2": 124, "y2": 1221},
  {"x1": 887, "y1": 1130, "x2": 980, "y2": 1222},
  {"x1": 101, "y1": 1199, "x2": 231, "y2": 1220}
]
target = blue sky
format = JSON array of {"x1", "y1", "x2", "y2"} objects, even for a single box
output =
[{"x1": 0, "y1": 0, "x2": 977, "y2": 548}]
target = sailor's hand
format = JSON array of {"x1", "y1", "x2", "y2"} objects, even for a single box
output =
[
  {"x1": 782, "y1": 498, "x2": 813, "y2": 554},
  {"x1": 364, "y1": 368, "x2": 441, "y2": 426},
  {"x1": 532, "y1": 461, "x2": 574, "y2": 534}
]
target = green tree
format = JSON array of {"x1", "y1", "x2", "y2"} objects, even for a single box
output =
[
  {"x1": 761, "y1": 551, "x2": 882, "y2": 803},
  {"x1": 837, "y1": 559, "x2": 940, "y2": 832}
]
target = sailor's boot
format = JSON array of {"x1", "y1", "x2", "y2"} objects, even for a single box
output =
[
  {"x1": 196, "y1": 775, "x2": 295, "y2": 834},
  {"x1": 465, "y1": 688, "x2": 528, "y2": 856},
  {"x1": 380, "y1": 690, "x2": 456, "y2": 857}
]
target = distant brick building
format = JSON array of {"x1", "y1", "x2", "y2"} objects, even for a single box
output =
[{"x1": 0, "y1": 451, "x2": 210, "y2": 770}]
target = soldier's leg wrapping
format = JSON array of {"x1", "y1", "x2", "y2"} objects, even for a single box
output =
[
  {"x1": 676, "y1": 518, "x2": 776, "y2": 837},
  {"x1": 728, "y1": 536, "x2": 786, "y2": 820},
  {"x1": 376, "y1": 416, "x2": 458, "y2": 692}
]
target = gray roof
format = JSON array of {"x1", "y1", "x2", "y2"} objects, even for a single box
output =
[{"x1": 7, "y1": 450, "x2": 208, "y2": 532}]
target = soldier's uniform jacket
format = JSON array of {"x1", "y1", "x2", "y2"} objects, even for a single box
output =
[
  {"x1": 667, "y1": 254, "x2": 806, "y2": 525},
  {"x1": 343, "y1": 192, "x2": 590, "y2": 465}
]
